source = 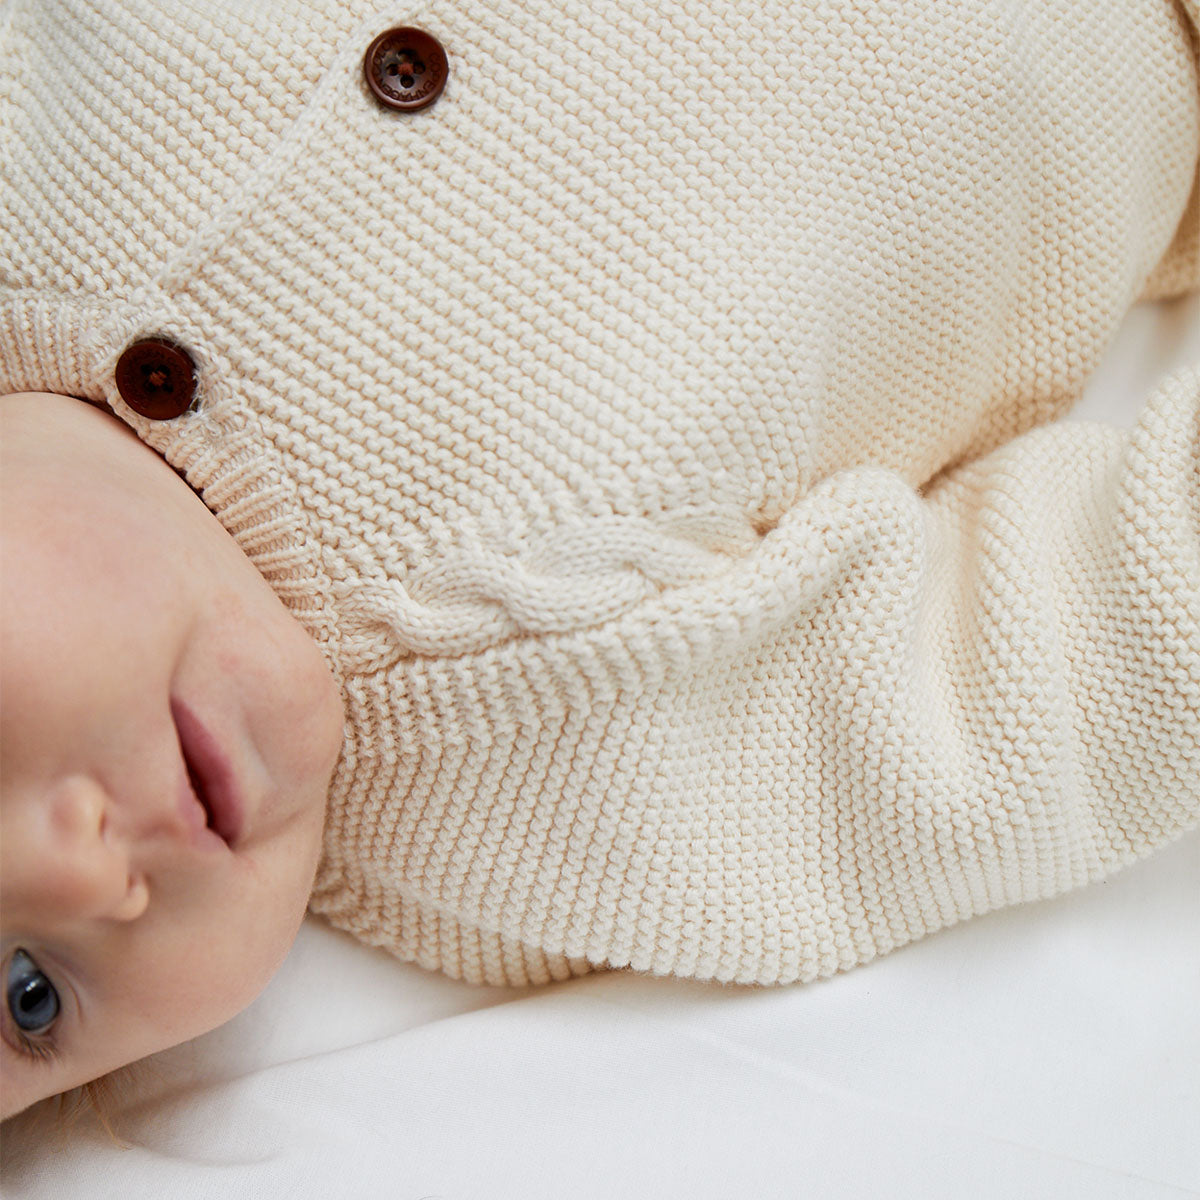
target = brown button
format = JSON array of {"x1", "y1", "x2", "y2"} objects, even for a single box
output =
[
  {"x1": 114, "y1": 339, "x2": 197, "y2": 420},
  {"x1": 363, "y1": 27, "x2": 448, "y2": 113}
]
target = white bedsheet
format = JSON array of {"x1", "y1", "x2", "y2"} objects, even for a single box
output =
[{"x1": 2, "y1": 295, "x2": 1198, "y2": 1199}]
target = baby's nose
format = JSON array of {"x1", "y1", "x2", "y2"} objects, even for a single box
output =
[{"x1": 1, "y1": 776, "x2": 149, "y2": 926}]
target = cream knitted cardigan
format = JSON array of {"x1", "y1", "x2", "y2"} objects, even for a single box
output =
[{"x1": 2, "y1": 0, "x2": 1199, "y2": 986}]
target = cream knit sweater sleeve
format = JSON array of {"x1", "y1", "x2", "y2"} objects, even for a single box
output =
[
  {"x1": 305, "y1": 364, "x2": 1199, "y2": 986},
  {"x1": 1, "y1": 0, "x2": 1199, "y2": 985}
]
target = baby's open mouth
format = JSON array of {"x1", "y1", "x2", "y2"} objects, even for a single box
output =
[{"x1": 171, "y1": 698, "x2": 244, "y2": 848}]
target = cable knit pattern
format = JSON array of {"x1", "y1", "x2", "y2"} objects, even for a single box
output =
[{"x1": 2, "y1": 0, "x2": 1199, "y2": 985}]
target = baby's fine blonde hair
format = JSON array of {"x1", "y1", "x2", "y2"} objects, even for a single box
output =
[{"x1": 9, "y1": 1065, "x2": 143, "y2": 1147}]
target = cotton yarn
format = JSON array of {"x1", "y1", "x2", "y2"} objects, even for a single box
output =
[{"x1": 2, "y1": 0, "x2": 1198, "y2": 985}]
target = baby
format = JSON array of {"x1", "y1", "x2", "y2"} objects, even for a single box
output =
[{"x1": 2, "y1": 0, "x2": 1199, "y2": 1121}]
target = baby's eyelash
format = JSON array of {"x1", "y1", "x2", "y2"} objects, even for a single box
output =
[{"x1": 11, "y1": 1027, "x2": 60, "y2": 1066}]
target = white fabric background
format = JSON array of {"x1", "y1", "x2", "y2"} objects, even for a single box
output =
[{"x1": 1, "y1": 295, "x2": 1198, "y2": 1198}]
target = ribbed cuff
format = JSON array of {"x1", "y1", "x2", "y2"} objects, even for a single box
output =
[{"x1": 0, "y1": 290, "x2": 113, "y2": 399}]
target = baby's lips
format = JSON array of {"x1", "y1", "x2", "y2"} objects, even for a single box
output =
[{"x1": 171, "y1": 698, "x2": 244, "y2": 849}]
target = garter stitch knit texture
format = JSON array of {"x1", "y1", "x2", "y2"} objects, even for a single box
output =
[{"x1": 2, "y1": 0, "x2": 1199, "y2": 985}]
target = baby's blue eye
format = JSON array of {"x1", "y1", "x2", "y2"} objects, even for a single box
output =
[{"x1": 6, "y1": 949, "x2": 60, "y2": 1033}]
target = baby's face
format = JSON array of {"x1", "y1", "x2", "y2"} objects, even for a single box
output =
[{"x1": 0, "y1": 393, "x2": 344, "y2": 1119}]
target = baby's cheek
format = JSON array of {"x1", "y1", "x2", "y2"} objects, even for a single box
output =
[
  {"x1": 273, "y1": 632, "x2": 345, "y2": 811},
  {"x1": 164, "y1": 890, "x2": 303, "y2": 1044}
]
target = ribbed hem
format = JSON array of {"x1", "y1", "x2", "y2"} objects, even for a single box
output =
[{"x1": 0, "y1": 291, "x2": 113, "y2": 399}]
